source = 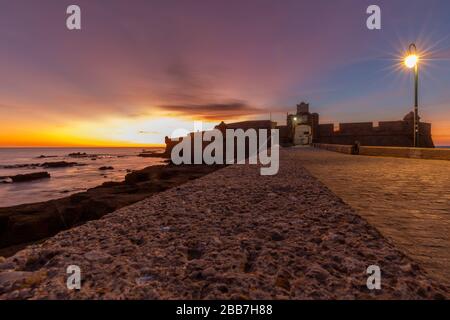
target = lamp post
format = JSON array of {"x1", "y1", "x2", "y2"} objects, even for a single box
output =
[{"x1": 404, "y1": 43, "x2": 419, "y2": 147}]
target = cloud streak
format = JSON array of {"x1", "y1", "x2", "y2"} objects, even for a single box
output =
[{"x1": 158, "y1": 101, "x2": 263, "y2": 121}]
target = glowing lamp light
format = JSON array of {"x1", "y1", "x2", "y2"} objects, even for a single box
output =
[
  {"x1": 293, "y1": 117, "x2": 297, "y2": 121},
  {"x1": 404, "y1": 43, "x2": 420, "y2": 147},
  {"x1": 405, "y1": 54, "x2": 418, "y2": 69}
]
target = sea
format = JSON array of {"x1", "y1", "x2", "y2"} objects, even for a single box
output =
[{"x1": 0, "y1": 147, "x2": 166, "y2": 208}]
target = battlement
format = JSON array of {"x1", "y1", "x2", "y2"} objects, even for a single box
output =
[
  {"x1": 164, "y1": 103, "x2": 436, "y2": 152},
  {"x1": 281, "y1": 103, "x2": 434, "y2": 148},
  {"x1": 315, "y1": 119, "x2": 433, "y2": 147},
  {"x1": 296, "y1": 102, "x2": 310, "y2": 114}
]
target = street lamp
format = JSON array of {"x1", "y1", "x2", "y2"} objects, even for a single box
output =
[{"x1": 404, "y1": 43, "x2": 419, "y2": 147}]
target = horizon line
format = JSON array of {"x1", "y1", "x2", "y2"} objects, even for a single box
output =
[{"x1": 0, "y1": 145, "x2": 165, "y2": 149}]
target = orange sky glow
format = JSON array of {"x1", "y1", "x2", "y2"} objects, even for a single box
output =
[{"x1": 1, "y1": 1, "x2": 449, "y2": 147}]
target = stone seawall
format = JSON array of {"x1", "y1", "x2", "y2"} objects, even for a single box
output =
[
  {"x1": 312, "y1": 144, "x2": 354, "y2": 154},
  {"x1": 313, "y1": 144, "x2": 450, "y2": 160}
]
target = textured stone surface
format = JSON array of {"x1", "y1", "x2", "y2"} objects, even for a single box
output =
[
  {"x1": 295, "y1": 147, "x2": 450, "y2": 286},
  {"x1": 0, "y1": 149, "x2": 447, "y2": 299}
]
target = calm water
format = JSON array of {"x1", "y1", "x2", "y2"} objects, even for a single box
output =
[{"x1": 0, "y1": 147, "x2": 165, "y2": 208}]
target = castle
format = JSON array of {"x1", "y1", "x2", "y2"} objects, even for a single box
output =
[
  {"x1": 164, "y1": 102, "x2": 435, "y2": 156},
  {"x1": 277, "y1": 102, "x2": 434, "y2": 148}
]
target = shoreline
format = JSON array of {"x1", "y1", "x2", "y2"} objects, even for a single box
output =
[
  {"x1": 0, "y1": 161, "x2": 224, "y2": 257},
  {"x1": 0, "y1": 148, "x2": 168, "y2": 208}
]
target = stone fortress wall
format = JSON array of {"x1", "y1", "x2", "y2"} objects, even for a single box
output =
[
  {"x1": 164, "y1": 102, "x2": 436, "y2": 157},
  {"x1": 280, "y1": 102, "x2": 434, "y2": 148}
]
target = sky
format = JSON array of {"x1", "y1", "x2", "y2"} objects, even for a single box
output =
[{"x1": 0, "y1": 0, "x2": 449, "y2": 147}]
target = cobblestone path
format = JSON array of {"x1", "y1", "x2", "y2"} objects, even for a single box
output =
[{"x1": 293, "y1": 147, "x2": 450, "y2": 286}]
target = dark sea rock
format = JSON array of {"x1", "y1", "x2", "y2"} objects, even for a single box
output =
[
  {"x1": 41, "y1": 161, "x2": 78, "y2": 168},
  {"x1": 36, "y1": 155, "x2": 57, "y2": 159},
  {"x1": 124, "y1": 171, "x2": 149, "y2": 184},
  {"x1": 99, "y1": 166, "x2": 114, "y2": 171},
  {"x1": 138, "y1": 152, "x2": 168, "y2": 158},
  {"x1": 0, "y1": 177, "x2": 11, "y2": 184},
  {"x1": 68, "y1": 152, "x2": 97, "y2": 158},
  {"x1": 2, "y1": 161, "x2": 83, "y2": 170},
  {"x1": 10, "y1": 172, "x2": 50, "y2": 183},
  {"x1": 1, "y1": 164, "x2": 40, "y2": 169}
]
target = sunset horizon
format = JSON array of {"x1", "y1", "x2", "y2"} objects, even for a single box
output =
[
  {"x1": 2, "y1": 1, "x2": 450, "y2": 148},
  {"x1": 0, "y1": 0, "x2": 448, "y2": 307}
]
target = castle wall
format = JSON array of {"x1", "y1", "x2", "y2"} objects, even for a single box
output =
[
  {"x1": 317, "y1": 124, "x2": 334, "y2": 137},
  {"x1": 165, "y1": 103, "x2": 435, "y2": 152},
  {"x1": 339, "y1": 122, "x2": 374, "y2": 134},
  {"x1": 316, "y1": 122, "x2": 434, "y2": 148}
]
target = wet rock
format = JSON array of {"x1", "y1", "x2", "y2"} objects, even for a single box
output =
[
  {"x1": 99, "y1": 166, "x2": 114, "y2": 171},
  {"x1": 2, "y1": 163, "x2": 40, "y2": 169},
  {"x1": 101, "y1": 181, "x2": 122, "y2": 187},
  {"x1": 125, "y1": 171, "x2": 149, "y2": 184},
  {"x1": 41, "y1": 161, "x2": 78, "y2": 168},
  {"x1": 10, "y1": 172, "x2": 50, "y2": 183},
  {"x1": 68, "y1": 152, "x2": 88, "y2": 157},
  {"x1": 138, "y1": 151, "x2": 167, "y2": 158}
]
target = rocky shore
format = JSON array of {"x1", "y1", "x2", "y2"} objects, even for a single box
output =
[
  {"x1": 0, "y1": 149, "x2": 447, "y2": 299},
  {"x1": 0, "y1": 161, "x2": 89, "y2": 184},
  {"x1": 0, "y1": 163, "x2": 224, "y2": 257}
]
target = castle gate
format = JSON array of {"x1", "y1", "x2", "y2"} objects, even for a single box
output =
[{"x1": 294, "y1": 124, "x2": 312, "y2": 145}]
